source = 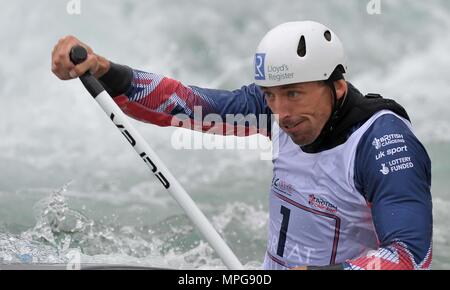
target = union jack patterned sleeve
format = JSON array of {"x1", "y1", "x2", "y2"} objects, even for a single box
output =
[
  {"x1": 347, "y1": 114, "x2": 433, "y2": 270},
  {"x1": 113, "y1": 69, "x2": 272, "y2": 136}
]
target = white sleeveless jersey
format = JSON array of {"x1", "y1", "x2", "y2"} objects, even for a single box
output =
[{"x1": 263, "y1": 110, "x2": 409, "y2": 270}]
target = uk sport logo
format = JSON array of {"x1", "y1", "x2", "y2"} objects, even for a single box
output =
[{"x1": 255, "y1": 53, "x2": 266, "y2": 80}]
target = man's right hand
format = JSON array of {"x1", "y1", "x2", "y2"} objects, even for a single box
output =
[{"x1": 51, "y1": 35, "x2": 110, "y2": 80}]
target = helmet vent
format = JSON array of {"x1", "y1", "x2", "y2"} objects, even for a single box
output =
[
  {"x1": 297, "y1": 35, "x2": 306, "y2": 57},
  {"x1": 324, "y1": 30, "x2": 332, "y2": 42}
]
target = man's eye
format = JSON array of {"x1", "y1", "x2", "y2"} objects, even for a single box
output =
[
  {"x1": 287, "y1": 91, "x2": 302, "y2": 98},
  {"x1": 264, "y1": 93, "x2": 274, "y2": 100}
]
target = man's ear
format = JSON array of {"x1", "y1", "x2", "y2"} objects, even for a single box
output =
[{"x1": 334, "y1": 80, "x2": 348, "y2": 100}]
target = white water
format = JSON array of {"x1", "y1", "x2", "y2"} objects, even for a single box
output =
[{"x1": 0, "y1": 0, "x2": 449, "y2": 269}]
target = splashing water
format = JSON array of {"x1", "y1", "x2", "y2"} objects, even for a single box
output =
[{"x1": 0, "y1": 183, "x2": 266, "y2": 269}]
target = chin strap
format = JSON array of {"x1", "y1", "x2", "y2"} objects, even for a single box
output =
[{"x1": 326, "y1": 80, "x2": 341, "y2": 132}]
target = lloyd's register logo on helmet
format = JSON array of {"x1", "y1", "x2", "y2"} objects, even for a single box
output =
[
  {"x1": 267, "y1": 64, "x2": 294, "y2": 82},
  {"x1": 255, "y1": 53, "x2": 266, "y2": 80},
  {"x1": 255, "y1": 56, "x2": 295, "y2": 83}
]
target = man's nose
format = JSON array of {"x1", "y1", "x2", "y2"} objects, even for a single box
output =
[{"x1": 272, "y1": 97, "x2": 291, "y2": 120}]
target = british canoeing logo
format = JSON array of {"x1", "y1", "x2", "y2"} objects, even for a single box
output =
[{"x1": 308, "y1": 194, "x2": 338, "y2": 214}]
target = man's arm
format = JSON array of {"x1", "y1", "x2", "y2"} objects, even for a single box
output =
[
  {"x1": 109, "y1": 67, "x2": 272, "y2": 136},
  {"x1": 51, "y1": 36, "x2": 272, "y2": 136},
  {"x1": 345, "y1": 113, "x2": 433, "y2": 270}
]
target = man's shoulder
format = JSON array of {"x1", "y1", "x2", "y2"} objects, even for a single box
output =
[
  {"x1": 353, "y1": 111, "x2": 431, "y2": 202},
  {"x1": 358, "y1": 111, "x2": 415, "y2": 147},
  {"x1": 354, "y1": 111, "x2": 431, "y2": 180}
]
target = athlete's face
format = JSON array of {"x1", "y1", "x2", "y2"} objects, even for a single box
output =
[{"x1": 261, "y1": 80, "x2": 347, "y2": 146}]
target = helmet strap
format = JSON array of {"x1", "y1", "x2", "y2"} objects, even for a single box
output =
[{"x1": 324, "y1": 79, "x2": 344, "y2": 133}]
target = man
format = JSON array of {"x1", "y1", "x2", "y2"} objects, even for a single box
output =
[{"x1": 52, "y1": 21, "x2": 432, "y2": 270}]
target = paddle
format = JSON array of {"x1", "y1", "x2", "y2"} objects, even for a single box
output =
[{"x1": 69, "y1": 45, "x2": 244, "y2": 270}]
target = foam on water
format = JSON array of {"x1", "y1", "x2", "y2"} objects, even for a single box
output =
[{"x1": 0, "y1": 184, "x2": 267, "y2": 269}]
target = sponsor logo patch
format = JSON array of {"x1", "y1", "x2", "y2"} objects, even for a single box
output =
[
  {"x1": 380, "y1": 163, "x2": 390, "y2": 175},
  {"x1": 375, "y1": 145, "x2": 408, "y2": 160},
  {"x1": 379, "y1": 156, "x2": 414, "y2": 176},
  {"x1": 272, "y1": 177, "x2": 295, "y2": 196},
  {"x1": 255, "y1": 53, "x2": 266, "y2": 80},
  {"x1": 372, "y1": 133, "x2": 405, "y2": 150},
  {"x1": 308, "y1": 194, "x2": 338, "y2": 214}
]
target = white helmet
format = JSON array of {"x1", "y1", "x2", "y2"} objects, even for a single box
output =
[{"x1": 254, "y1": 21, "x2": 347, "y2": 87}]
